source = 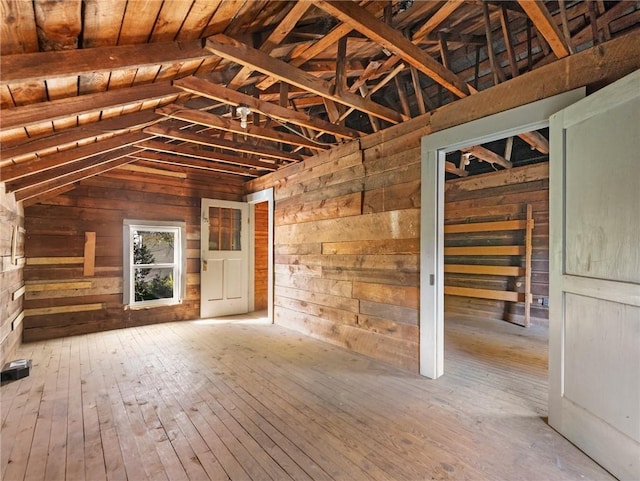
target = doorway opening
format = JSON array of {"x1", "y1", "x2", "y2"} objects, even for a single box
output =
[
  {"x1": 247, "y1": 188, "x2": 274, "y2": 323},
  {"x1": 253, "y1": 201, "x2": 269, "y2": 313},
  {"x1": 419, "y1": 88, "x2": 585, "y2": 380},
  {"x1": 441, "y1": 128, "x2": 552, "y2": 415}
]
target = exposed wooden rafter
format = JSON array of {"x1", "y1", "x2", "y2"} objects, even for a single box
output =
[
  {"x1": 517, "y1": 0, "x2": 571, "y2": 58},
  {"x1": 135, "y1": 139, "x2": 278, "y2": 171},
  {"x1": 156, "y1": 104, "x2": 328, "y2": 151},
  {"x1": 313, "y1": 0, "x2": 470, "y2": 98},
  {"x1": 226, "y1": 1, "x2": 311, "y2": 90},
  {"x1": 0, "y1": 40, "x2": 212, "y2": 85},
  {"x1": 205, "y1": 34, "x2": 406, "y2": 124},
  {"x1": 130, "y1": 150, "x2": 259, "y2": 177},
  {"x1": 2, "y1": 132, "x2": 152, "y2": 182},
  {"x1": 143, "y1": 123, "x2": 303, "y2": 163},
  {"x1": 173, "y1": 76, "x2": 360, "y2": 139},
  {"x1": 1, "y1": 82, "x2": 181, "y2": 133},
  {"x1": 460, "y1": 145, "x2": 512, "y2": 169}
]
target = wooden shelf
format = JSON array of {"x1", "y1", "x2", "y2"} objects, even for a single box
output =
[{"x1": 444, "y1": 205, "x2": 534, "y2": 326}]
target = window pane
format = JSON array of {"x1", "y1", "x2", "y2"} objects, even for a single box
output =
[
  {"x1": 134, "y1": 267, "x2": 174, "y2": 301},
  {"x1": 133, "y1": 230, "x2": 175, "y2": 264},
  {"x1": 208, "y1": 207, "x2": 241, "y2": 251}
]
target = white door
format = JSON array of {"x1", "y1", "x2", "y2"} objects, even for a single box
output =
[
  {"x1": 549, "y1": 70, "x2": 640, "y2": 480},
  {"x1": 200, "y1": 198, "x2": 249, "y2": 318}
]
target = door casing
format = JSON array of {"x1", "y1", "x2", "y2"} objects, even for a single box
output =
[{"x1": 419, "y1": 88, "x2": 585, "y2": 379}]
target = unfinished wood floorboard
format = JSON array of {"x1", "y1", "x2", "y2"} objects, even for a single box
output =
[{"x1": 1, "y1": 314, "x2": 615, "y2": 481}]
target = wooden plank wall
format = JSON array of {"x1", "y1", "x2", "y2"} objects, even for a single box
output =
[
  {"x1": 247, "y1": 137, "x2": 550, "y2": 372},
  {"x1": 22, "y1": 167, "x2": 245, "y2": 342},
  {"x1": 254, "y1": 201, "x2": 269, "y2": 310},
  {"x1": 444, "y1": 163, "x2": 550, "y2": 325},
  {"x1": 0, "y1": 184, "x2": 25, "y2": 366},
  {"x1": 248, "y1": 140, "x2": 422, "y2": 372}
]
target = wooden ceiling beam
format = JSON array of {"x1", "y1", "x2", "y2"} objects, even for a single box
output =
[
  {"x1": 11, "y1": 147, "x2": 142, "y2": 201},
  {"x1": 0, "y1": 40, "x2": 213, "y2": 85},
  {"x1": 1, "y1": 110, "x2": 161, "y2": 164},
  {"x1": 227, "y1": 1, "x2": 311, "y2": 90},
  {"x1": 21, "y1": 185, "x2": 77, "y2": 208},
  {"x1": 518, "y1": 131, "x2": 549, "y2": 154},
  {"x1": 1, "y1": 131, "x2": 151, "y2": 182},
  {"x1": 313, "y1": 0, "x2": 470, "y2": 98},
  {"x1": 517, "y1": 0, "x2": 570, "y2": 58},
  {"x1": 460, "y1": 145, "x2": 512, "y2": 169},
  {"x1": 1, "y1": 82, "x2": 181, "y2": 133},
  {"x1": 411, "y1": 0, "x2": 465, "y2": 41},
  {"x1": 143, "y1": 124, "x2": 303, "y2": 162},
  {"x1": 445, "y1": 161, "x2": 469, "y2": 177},
  {"x1": 156, "y1": 103, "x2": 327, "y2": 151},
  {"x1": 173, "y1": 76, "x2": 360, "y2": 139},
  {"x1": 136, "y1": 139, "x2": 278, "y2": 171},
  {"x1": 205, "y1": 34, "x2": 406, "y2": 124},
  {"x1": 338, "y1": 63, "x2": 406, "y2": 123},
  {"x1": 255, "y1": 1, "x2": 386, "y2": 92},
  {"x1": 130, "y1": 150, "x2": 259, "y2": 178}
]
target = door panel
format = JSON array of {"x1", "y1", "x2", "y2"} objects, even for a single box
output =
[
  {"x1": 549, "y1": 69, "x2": 640, "y2": 480},
  {"x1": 207, "y1": 259, "x2": 223, "y2": 300},
  {"x1": 201, "y1": 199, "x2": 249, "y2": 318},
  {"x1": 225, "y1": 259, "x2": 243, "y2": 299},
  {"x1": 564, "y1": 98, "x2": 639, "y2": 283}
]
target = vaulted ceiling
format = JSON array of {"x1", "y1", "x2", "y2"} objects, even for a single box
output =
[{"x1": 1, "y1": 0, "x2": 638, "y2": 204}]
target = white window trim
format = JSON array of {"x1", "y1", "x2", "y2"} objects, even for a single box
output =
[{"x1": 123, "y1": 219, "x2": 187, "y2": 309}]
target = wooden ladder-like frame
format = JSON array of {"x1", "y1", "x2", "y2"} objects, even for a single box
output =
[{"x1": 444, "y1": 205, "x2": 534, "y2": 326}]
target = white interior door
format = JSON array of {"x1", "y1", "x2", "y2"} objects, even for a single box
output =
[
  {"x1": 549, "y1": 70, "x2": 640, "y2": 480},
  {"x1": 200, "y1": 198, "x2": 249, "y2": 318}
]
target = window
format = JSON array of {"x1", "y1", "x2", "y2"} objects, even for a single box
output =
[
  {"x1": 123, "y1": 220, "x2": 186, "y2": 308},
  {"x1": 208, "y1": 206, "x2": 242, "y2": 251}
]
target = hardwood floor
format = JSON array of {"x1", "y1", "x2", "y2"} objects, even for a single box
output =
[{"x1": 1, "y1": 313, "x2": 614, "y2": 480}]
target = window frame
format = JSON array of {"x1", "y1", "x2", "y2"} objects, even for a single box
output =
[{"x1": 123, "y1": 219, "x2": 187, "y2": 309}]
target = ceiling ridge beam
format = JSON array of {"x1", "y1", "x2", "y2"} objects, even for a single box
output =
[
  {"x1": 174, "y1": 76, "x2": 360, "y2": 140},
  {"x1": 205, "y1": 34, "x2": 406, "y2": 124},
  {"x1": 1, "y1": 40, "x2": 212, "y2": 85},
  {"x1": 313, "y1": 0, "x2": 470, "y2": 98}
]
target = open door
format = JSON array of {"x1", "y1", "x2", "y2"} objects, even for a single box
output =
[
  {"x1": 200, "y1": 198, "x2": 249, "y2": 318},
  {"x1": 548, "y1": 70, "x2": 640, "y2": 480}
]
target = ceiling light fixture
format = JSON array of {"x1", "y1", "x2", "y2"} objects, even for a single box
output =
[{"x1": 236, "y1": 105, "x2": 251, "y2": 129}]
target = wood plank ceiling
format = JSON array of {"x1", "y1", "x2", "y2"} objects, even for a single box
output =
[{"x1": 1, "y1": 0, "x2": 638, "y2": 204}]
